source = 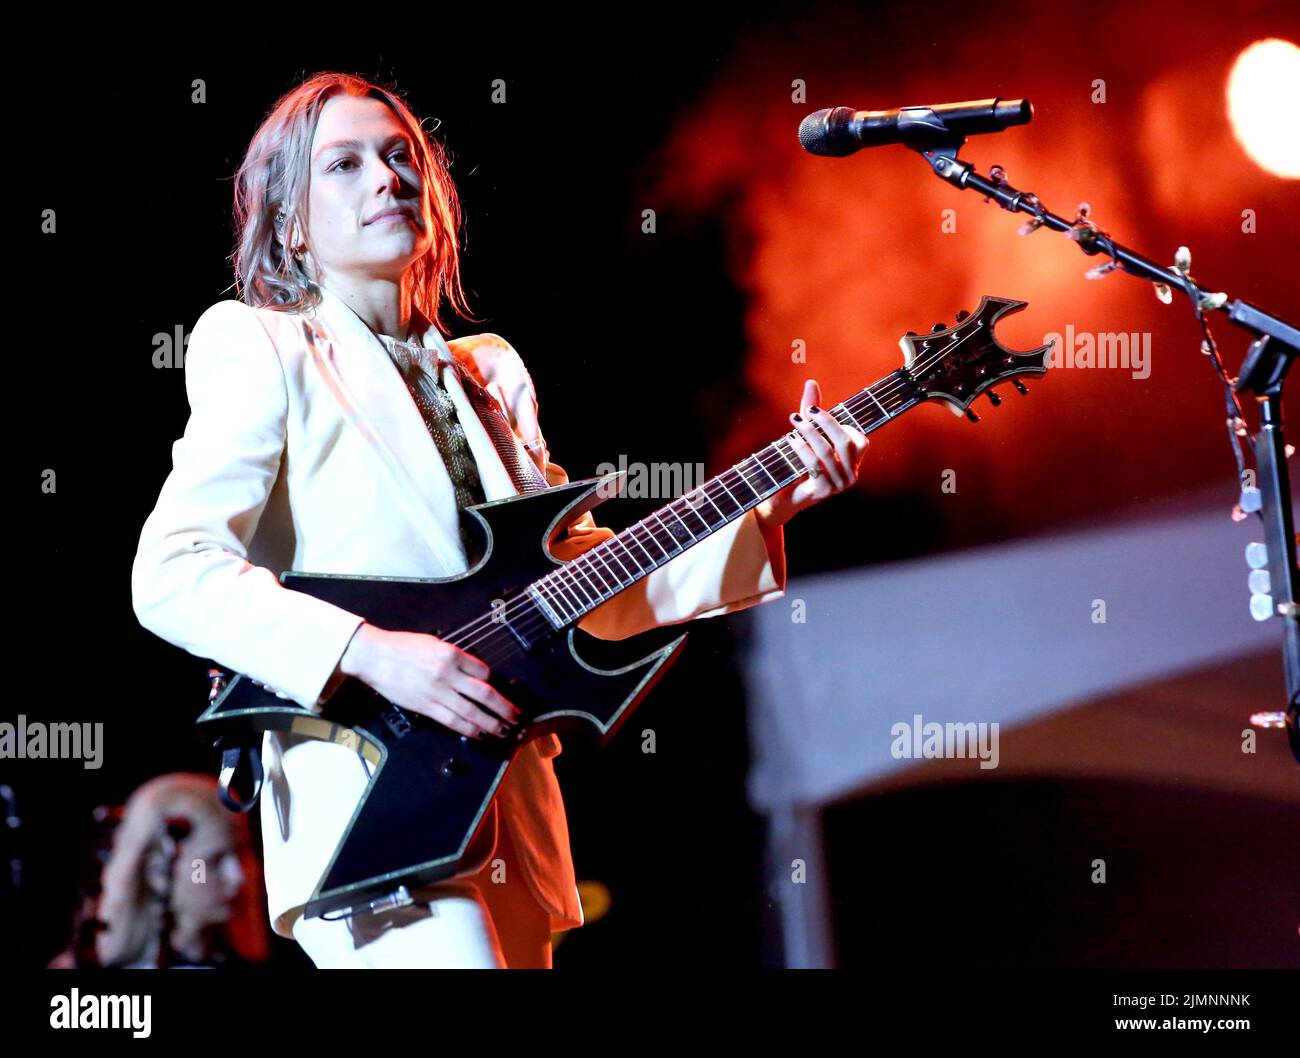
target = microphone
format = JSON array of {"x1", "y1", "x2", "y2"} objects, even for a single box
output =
[{"x1": 799, "y1": 98, "x2": 1032, "y2": 156}]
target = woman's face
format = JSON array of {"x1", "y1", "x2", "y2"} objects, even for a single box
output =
[
  {"x1": 169, "y1": 816, "x2": 246, "y2": 929},
  {"x1": 298, "y1": 94, "x2": 432, "y2": 285}
]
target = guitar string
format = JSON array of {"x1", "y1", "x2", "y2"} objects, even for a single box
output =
[
  {"x1": 448, "y1": 391, "x2": 898, "y2": 662},
  {"x1": 440, "y1": 332, "x2": 990, "y2": 668},
  {"x1": 467, "y1": 320, "x2": 1007, "y2": 656},
  {"x1": 446, "y1": 332, "x2": 995, "y2": 663},
  {"x1": 453, "y1": 392, "x2": 928, "y2": 664},
  {"x1": 491, "y1": 325, "x2": 993, "y2": 648}
]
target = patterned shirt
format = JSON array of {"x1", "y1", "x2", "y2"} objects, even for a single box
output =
[{"x1": 376, "y1": 333, "x2": 485, "y2": 556}]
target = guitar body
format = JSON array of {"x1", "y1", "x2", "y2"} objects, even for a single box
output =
[{"x1": 197, "y1": 474, "x2": 686, "y2": 918}]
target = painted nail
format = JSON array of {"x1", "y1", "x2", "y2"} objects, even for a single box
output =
[
  {"x1": 809, "y1": 405, "x2": 821, "y2": 414},
  {"x1": 791, "y1": 412, "x2": 803, "y2": 422}
]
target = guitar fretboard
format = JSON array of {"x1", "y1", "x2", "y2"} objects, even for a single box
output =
[{"x1": 522, "y1": 368, "x2": 919, "y2": 630}]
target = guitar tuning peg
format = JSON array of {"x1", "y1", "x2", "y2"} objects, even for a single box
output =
[
  {"x1": 1011, "y1": 380, "x2": 1029, "y2": 395},
  {"x1": 955, "y1": 310, "x2": 970, "y2": 322},
  {"x1": 987, "y1": 390, "x2": 1002, "y2": 407},
  {"x1": 905, "y1": 330, "x2": 917, "y2": 337},
  {"x1": 932, "y1": 322, "x2": 946, "y2": 332},
  {"x1": 965, "y1": 408, "x2": 981, "y2": 423}
]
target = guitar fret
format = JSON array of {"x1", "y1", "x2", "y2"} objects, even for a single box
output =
[
  {"x1": 837, "y1": 403, "x2": 863, "y2": 430},
  {"x1": 646, "y1": 512, "x2": 683, "y2": 556},
  {"x1": 552, "y1": 575, "x2": 585, "y2": 616},
  {"x1": 712, "y1": 478, "x2": 733, "y2": 512},
  {"x1": 627, "y1": 527, "x2": 661, "y2": 568},
  {"x1": 650, "y1": 513, "x2": 683, "y2": 555},
  {"x1": 600, "y1": 539, "x2": 631, "y2": 585},
  {"x1": 569, "y1": 564, "x2": 603, "y2": 605},
  {"x1": 665, "y1": 505, "x2": 698, "y2": 547},
  {"x1": 583, "y1": 545, "x2": 621, "y2": 594},
  {"x1": 535, "y1": 575, "x2": 567, "y2": 617},
  {"x1": 774, "y1": 439, "x2": 801, "y2": 474},
  {"x1": 615, "y1": 533, "x2": 653, "y2": 579},
  {"x1": 674, "y1": 501, "x2": 709, "y2": 538},
  {"x1": 626, "y1": 526, "x2": 659, "y2": 565},
  {"x1": 694, "y1": 486, "x2": 727, "y2": 524},
  {"x1": 750, "y1": 455, "x2": 780, "y2": 491},
  {"x1": 727, "y1": 465, "x2": 760, "y2": 503},
  {"x1": 604, "y1": 542, "x2": 636, "y2": 580}
]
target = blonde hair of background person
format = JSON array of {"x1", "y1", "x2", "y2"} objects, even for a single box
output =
[{"x1": 51, "y1": 773, "x2": 269, "y2": 968}]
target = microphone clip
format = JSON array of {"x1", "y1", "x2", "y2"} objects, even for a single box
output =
[{"x1": 914, "y1": 137, "x2": 971, "y2": 189}]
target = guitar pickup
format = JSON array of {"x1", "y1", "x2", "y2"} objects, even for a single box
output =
[
  {"x1": 502, "y1": 616, "x2": 539, "y2": 653},
  {"x1": 488, "y1": 597, "x2": 548, "y2": 655}
]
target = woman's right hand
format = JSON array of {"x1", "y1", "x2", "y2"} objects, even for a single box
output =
[{"x1": 336, "y1": 622, "x2": 520, "y2": 739}]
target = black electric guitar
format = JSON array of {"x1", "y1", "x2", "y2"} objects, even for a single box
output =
[{"x1": 197, "y1": 294, "x2": 1052, "y2": 919}]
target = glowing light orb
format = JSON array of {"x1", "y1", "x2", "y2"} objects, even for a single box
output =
[{"x1": 1226, "y1": 38, "x2": 1300, "y2": 178}]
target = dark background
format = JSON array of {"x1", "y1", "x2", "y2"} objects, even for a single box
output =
[{"x1": 12, "y1": 1, "x2": 1299, "y2": 969}]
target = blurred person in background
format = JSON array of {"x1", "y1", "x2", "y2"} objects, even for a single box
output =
[{"x1": 48, "y1": 772, "x2": 270, "y2": 968}]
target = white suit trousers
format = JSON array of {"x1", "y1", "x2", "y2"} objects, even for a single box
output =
[{"x1": 290, "y1": 813, "x2": 555, "y2": 969}]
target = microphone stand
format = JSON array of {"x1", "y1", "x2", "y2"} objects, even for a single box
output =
[{"x1": 902, "y1": 129, "x2": 1300, "y2": 765}]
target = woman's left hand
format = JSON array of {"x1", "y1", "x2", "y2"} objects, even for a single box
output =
[{"x1": 756, "y1": 379, "x2": 869, "y2": 529}]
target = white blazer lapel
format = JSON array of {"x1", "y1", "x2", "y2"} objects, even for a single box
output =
[{"x1": 302, "y1": 284, "x2": 467, "y2": 570}]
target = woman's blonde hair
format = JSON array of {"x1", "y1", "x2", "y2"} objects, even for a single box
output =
[
  {"x1": 95, "y1": 773, "x2": 267, "y2": 967},
  {"x1": 232, "y1": 70, "x2": 477, "y2": 332}
]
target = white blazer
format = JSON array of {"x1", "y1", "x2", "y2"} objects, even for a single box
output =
[{"x1": 131, "y1": 281, "x2": 787, "y2": 938}]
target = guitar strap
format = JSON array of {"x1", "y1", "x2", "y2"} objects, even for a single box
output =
[
  {"x1": 217, "y1": 741, "x2": 263, "y2": 813},
  {"x1": 413, "y1": 326, "x2": 551, "y2": 495},
  {"x1": 445, "y1": 355, "x2": 550, "y2": 494}
]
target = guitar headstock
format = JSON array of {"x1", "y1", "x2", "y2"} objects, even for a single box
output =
[{"x1": 900, "y1": 296, "x2": 1053, "y2": 421}]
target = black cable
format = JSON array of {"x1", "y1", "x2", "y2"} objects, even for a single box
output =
[{"x1": 1169, "y1": 258, "x2": 1257, "y2": 515}]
